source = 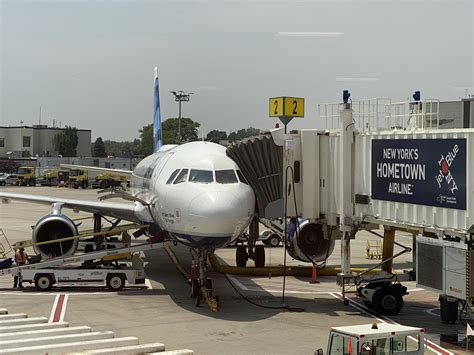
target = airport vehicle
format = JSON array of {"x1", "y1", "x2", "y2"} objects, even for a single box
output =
[
  {"x1": 15, "y1": 166, "x2": 36, "y2": 186},
  {"x1": 0, "y1": 68, "x2": 255, "y2": 309},
  {"x1": 0, "y1": 231, "x2": 161, "y2": 291},
  {"x1": 38, "y1": 169, "x2": 60, "y2": 186},
  {"x1": 68, "y1": 168, "x2": 89, "y2": 189},
  {"x1": 91, "y1": 172, "x2": 128, "y2": 189},
  {"x1": 317, "y1": 323, "x2": 425, "y2": 354},
  {"x1": 0, "y1": 173, "x2": 18, "y2": 186}
]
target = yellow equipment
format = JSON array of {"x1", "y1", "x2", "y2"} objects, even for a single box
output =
[
  {"x1": 366, "y1": 239, "x2": 382, "y2": 259},
  {"x1": 68, "y1": 168, "x2": 89, "y2": 189},
  {"x1": 16, "y1": 166, "x2": 36, "y2": 186},
  {"x1": 92, "y1": 172, "x2": 127, "y2": 189}
]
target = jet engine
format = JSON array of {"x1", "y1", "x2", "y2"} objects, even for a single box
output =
[
  {"x1": 287, "y1": 220, "x2": 337, "y2": 264},
  {"x1": 32, "y1": 214, "x2": 79, "y2": 258}
]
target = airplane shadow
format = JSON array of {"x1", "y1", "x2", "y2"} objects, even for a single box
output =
[{"x1": 138, "y1": 245, "x2": 373, "y2": 322}]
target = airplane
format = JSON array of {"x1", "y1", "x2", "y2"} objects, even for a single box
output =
[{"x1": 0, "y1": 67, "x2": 256, "y2": 303}]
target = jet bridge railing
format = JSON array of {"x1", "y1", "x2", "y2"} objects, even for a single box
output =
[
  {"x1": 318, "y1": 98, "x2": 391, "y2": 132},
  {"x1": 319, "y1": 98, "x2": 440, "y2": 132}
]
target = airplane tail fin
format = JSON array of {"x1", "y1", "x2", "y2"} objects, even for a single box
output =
[{"x1": 153, "y1": 67, "x2": 162, "y2": 152}]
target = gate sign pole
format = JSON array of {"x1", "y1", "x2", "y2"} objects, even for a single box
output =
[{"x1": 269, "y1": 97, "x2": 304, "y2": 131}]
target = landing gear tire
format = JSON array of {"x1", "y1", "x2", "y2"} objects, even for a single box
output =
[
  {"x1": 254, "y1": 245, "x2": 265, "y2": 268},
  {"x1": 195, "y1": 290, "x2": 203, "y2": 307},
  {"x1": 191, "y1": 279, "x2": 200, "y2": 299},
  {"x1": 236, "y1": 245, "x2": 248, "y2": 267},
  {"x1": 372, "y1": 287, "x2": 403, "y2": 316}
]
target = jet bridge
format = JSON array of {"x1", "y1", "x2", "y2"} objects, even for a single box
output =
[{"x1": 229, "y1": 91, "x2": 474, "y2": 317}]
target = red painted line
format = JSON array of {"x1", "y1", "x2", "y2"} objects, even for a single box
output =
[
  {"x1": 330, "y1": 292, "x2": 453, "y2": 355},
  {"x1": 52, "y1": 294, "x2": 65, "y2": 322}
]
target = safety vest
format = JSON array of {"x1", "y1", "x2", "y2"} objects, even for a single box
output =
[{"x1": 15, "y1": 251, "x2": 27, "y2": 265}]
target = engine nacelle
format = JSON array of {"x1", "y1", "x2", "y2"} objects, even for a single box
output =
[
  {"x1": 32, "y1": 214, "x2": 78, "y2": 258},
  {"x1": 287, "y1": 221, "x2": 337, "y2": 264}
]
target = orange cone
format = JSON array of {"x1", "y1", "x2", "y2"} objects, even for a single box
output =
[{"x1": 310, "y1": 264, "x2": 320, "y2": 284}]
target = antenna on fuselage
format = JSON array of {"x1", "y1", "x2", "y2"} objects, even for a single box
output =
[{"x1": 153, "y1": 67, "x2": 163, "y2": 152}]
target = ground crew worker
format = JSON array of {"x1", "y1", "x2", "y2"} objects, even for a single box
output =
[{"x1": 13, "y1": 247, "x2": 28, "y2": 288}]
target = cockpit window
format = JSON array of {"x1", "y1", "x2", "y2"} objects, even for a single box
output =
[
  {"x1": 236, "y1": 170, "x2": 248, "y2": 184},
  {"x1": 216, "y1": 170, "x2": 238, "y2": 184},
  {"x1": 189, "y1": 169, "x2": 214, "y2": 183},
  {"x1": 166, "y1": 169, "x2": 181, "y2": 184},
  {"x1": 174, "y1": 169, "x2": 189, "y2": 184}
]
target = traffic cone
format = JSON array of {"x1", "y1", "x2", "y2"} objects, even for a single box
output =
[{"x1": 309, "y1": 264, "x2": 320, "y2": 284}]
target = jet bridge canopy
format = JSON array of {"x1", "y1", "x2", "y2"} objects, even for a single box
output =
[{"x1": 226, "y1": 134, "x2": 283, "y2": 218}]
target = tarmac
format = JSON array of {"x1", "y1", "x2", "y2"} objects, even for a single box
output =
[{"x1": 0, "y1": 186, "x2": 472, "y2": 354}]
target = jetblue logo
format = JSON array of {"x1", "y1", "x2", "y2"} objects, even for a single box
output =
[{"x1": 435, "y1": 144, "x2": 459, "y2": 194}]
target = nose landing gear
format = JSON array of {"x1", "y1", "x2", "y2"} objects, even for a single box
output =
[{"x1": 190, "y1": 250, "x2": 220, "y2": 312}]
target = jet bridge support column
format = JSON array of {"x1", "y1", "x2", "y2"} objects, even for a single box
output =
[
  {"x1": 339, "y1": 91, "x2": 354, "y2": 276},
  {"x1": 381, "y1": 228, "x2": 395, "y2": 273}
]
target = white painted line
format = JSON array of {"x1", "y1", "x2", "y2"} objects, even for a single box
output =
[
  {"x1": 227, "y1": 275, "x2": 248, "y2": 290},
  {"x1": 48, "y1": 294, "x2": 60, "y2": 323},
  {"x1": 144, "y1": 273, "x2": 153, "y2": 290}
]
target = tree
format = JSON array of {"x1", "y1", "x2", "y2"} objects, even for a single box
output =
[
  {"x1": 0, "y1": 160, "x2": 20, "y2": 173},
  {"x1": 138, "y1": 124, "x2": 154, "y2": 156},
  {"x1": 53, "y1": 126, "x2": 78, "y2": 157},
  {"x1": 206, "y1": 129, "x2": 227, "y2": 143},
  {"x1": 228, "y1": 127, "x2": 261, "y2": 141},
  {"x1": 93, "y1": 137, "x2": 107, "y2": 157},
  {"x1": 162, "y1": 118, "x2": 200, "y2": 145}
]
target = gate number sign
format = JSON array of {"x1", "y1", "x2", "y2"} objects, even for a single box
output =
[{"x1": 269, "y1": 97, "x2": 304, "y2": 118}]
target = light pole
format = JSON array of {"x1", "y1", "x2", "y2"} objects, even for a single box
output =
[{"x1": 170, "y1": 91, "x2": 193, "y2": 143}]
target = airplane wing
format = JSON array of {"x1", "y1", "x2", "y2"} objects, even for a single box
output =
[
  {"x1": 60, "y1": 164, "x2": 132, "y2": 176},
  {"x1": 0, "y1": 192, "x2": 145, "y2": 223}
]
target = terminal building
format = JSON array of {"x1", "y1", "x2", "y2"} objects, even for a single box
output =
[
  {"x1": 437, "y1": 98, "x2": 474, "y2": 129},
  {"x1": 0, "y1": 125, "x2": 91, "y2": 158}
]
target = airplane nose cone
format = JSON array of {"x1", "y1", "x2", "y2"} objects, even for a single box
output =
[{"x1": 188, "y1": 190, "x2": 254, "y2": 239}]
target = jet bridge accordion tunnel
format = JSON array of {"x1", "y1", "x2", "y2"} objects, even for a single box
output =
[{"x1": 226, "y1": 132, "x2": 336, "y2": 264}]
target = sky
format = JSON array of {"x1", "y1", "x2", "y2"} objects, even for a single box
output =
[{"x1": 1, "y1": 0, "x2": 473, "y2": 141}]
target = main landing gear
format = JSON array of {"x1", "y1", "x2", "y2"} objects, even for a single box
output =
[
  {"x1": 235, "y1": 243, "x2": 265, "y2": 268},
  {"x1": 190, "y1": 249, "x2": 219, "y2": 312}
]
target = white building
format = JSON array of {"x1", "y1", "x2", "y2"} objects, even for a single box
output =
[{"x1": 0, "y1": 125, "x2": 91, "y2": 158}]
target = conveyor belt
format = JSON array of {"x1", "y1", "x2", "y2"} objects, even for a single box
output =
[{"x1": 226, "y1": 134, "x2": 283, "y2": 218}]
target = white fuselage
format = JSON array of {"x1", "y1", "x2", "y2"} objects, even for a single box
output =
[{"x1": 130, "y1": 141, "x2": 255, "y2": 249}]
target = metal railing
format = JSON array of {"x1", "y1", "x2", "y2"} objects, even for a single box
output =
[{"x1": 318, "y1": 98, "x2": 440, "y2": 132}]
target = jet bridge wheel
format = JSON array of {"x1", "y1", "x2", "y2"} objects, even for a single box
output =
[
  {"x1": 34, "y1": 274, "x2": 54, "y2": 291},
  {"x1": 106, "y1": 273, "x2": 126, "y2": 291},
  {"x1": 372, "y1": 286, "x2": 404, "y2": 316},
  {"x1": 236, "y1": 245, "x2": 248, "y2": 267}
]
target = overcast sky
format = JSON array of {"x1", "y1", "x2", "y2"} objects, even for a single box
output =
[{"x1": 1, "y1": 0, "x2": 473, "y2": 141}]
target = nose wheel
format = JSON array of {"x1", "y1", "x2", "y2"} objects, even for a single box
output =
[{"x1": 190, "y1": 250, "x2": 220, "y2": 312}]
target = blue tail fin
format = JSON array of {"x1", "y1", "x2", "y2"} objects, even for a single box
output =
[{"x1": 153, "y1": 67, "x2": 162, "y2": 152}]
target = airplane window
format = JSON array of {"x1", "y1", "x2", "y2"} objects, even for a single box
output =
[
  {"x1": 216, "y1": 170, "x2": 238, "y2": 184},
  {"x1": 174, "y1": 169, "x2": 189, "y2": 184},
  {"x1": 189, "y1": 169, "x2": 214, "y2": 183},
  {"x1": 166, "y1": 169, "x2": 181, "y2": 184},
  {"x1": 236, "y1": 170, "x2": 248, "y2": 184}
]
